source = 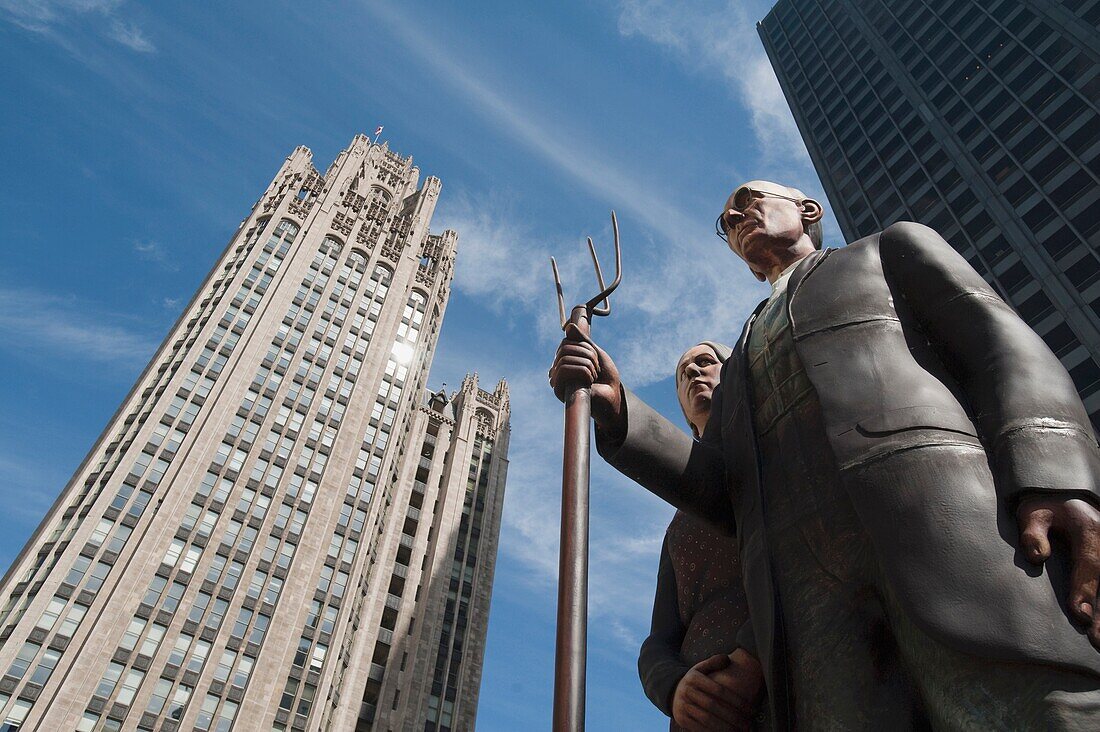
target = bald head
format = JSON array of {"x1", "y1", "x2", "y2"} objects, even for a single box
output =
[
  {"x1": 729, "y1": 180, "x2": 809, "y2": 201},
  {"x1": 718, "y1": 179, "x2": 825, "y2": 282}
]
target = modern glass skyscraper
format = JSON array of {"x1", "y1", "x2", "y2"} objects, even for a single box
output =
[
  {"x1": 758, "y1": 0, "x2": 1100, "y2": 427},
  {"x1": 0, "y1": 135, "x2": 510, "y2": 732}
]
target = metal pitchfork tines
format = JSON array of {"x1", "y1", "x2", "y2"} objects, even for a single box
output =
[
  {"x1": 549, "y1": 211, "x2": 622, "y2": 732},
  {"x1": 550, "y1": 211, "x2": 623, "y2": 329}
]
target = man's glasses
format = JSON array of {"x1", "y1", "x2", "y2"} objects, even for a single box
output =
[{"x1": 715, "y1": 186, "x2": 805, "y2": 240}]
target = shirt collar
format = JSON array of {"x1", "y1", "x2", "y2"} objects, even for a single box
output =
[{"x1": 768, "y1": 259, "x2": 802, "y2": 300}]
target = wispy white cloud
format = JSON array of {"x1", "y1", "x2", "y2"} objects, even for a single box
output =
[
  {"x1": 439, "y1": 192, "x2": 552, "y2": 313},
  {"x1": 106, "y1": 16, "x2": 152, "y2": 52},
  {"x1": 0, "y1": 0, "x2": 117, "y2": 31},
  {"x1": 0, "y1": 0, "x2": 154, "y2": 52},
  {"x1": 368, "y1": 1, "x2": 693, "y2": 247},
  {"x1": 436, "y1": 191, "x2": 624, "y2": 345},
  {"x1": 0, "y1": 450, "x2": 65, "y2": 529},
  {"x1": 439, "y1": 186, "x2": 759, "y2": 387},
  {"x1": 615, "y1": 0, "x2": 844, "y2": 247},
  {"x1": 133, "y1": 240, "x2": 163, "y2": 259},
  {"x1": 375, "y1": 2, "x2": 773, "y2": 389},
  {"x1": 617, "y1": 0, "x2": 807, "y2": 166},
  {"x1": 132, "y1": 239, "x2": 176, "y2": 269},
  {"x1": 0, "y1": 286, "x2": 159, "y2": 364}
]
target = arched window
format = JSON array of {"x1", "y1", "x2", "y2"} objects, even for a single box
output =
[
  {"x1": 346, "y1": 250, "x2": 368, "y2": 270},
  {"x1": 346, "y1": 264, "x2": 391, "y2": 344},
  {"x1": 246, "y1": 217, "x2": 271, "y2": 245},
  {"x1": 267, "y1": 219, "x2": 299, "y2": 248},
  {"x1": 338, "y1": 251, "x2": 369, "y2": 291},
  {"x1": 369, "y1": 186, "x2": 392, "y2": 205},
  {"x1": 310, "y1": 236, "x2": 343, "y2": 276},
  {"x1": 255, "y1": 219, "x2": 299, "y2": 266},
  {"x1": 475, "y1": 408, "x2": 495, "y2": 430},
  {"x1": 365, "y1": 264, "x2": 393, "y2": 297}
]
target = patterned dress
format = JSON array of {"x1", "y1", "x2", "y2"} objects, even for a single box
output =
[{"x1": 638, "y1": 510, "x2": 756, "y2": 730}]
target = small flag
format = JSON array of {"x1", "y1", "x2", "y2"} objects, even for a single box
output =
[{"x1": 374, "y1": 125, "x2": 384, "y2": 136}]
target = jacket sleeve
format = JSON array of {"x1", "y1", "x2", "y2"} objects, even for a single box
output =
[
  {"x1": 879, "y1": 221, "x2": 1100, "y2": 507},
  {"x1": 595, "y1": 386, "x2": 734, "y2": 533},
  {"x1": 638, "y1": 536, "x2": 689, "y2": 717}
]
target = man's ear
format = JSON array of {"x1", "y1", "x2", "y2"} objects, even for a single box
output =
[
  {"x1": 752, "y1": 269, "x2": 767, "y2": 282},
  {"x1": 800, "y1": 198, "x2": 824, "y2": 225}
]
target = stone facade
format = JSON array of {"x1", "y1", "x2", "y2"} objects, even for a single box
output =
[
  {"x1": 353, "y1": 376, "x2": 510, "y2": 732},
  {"x1": 0, "y1": 134, "x2": 508, "y2": 732}
]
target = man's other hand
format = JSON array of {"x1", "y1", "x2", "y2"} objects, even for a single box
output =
[
  {"x1": 548, "y1": 323, "x2": 624, "y2": 436},
  {"x1": 1018, "y1": 495, "x2": 1100, "y2": 648},
  {"x1": 671, "y1": 654, "x2": 750, "y2": 731}
]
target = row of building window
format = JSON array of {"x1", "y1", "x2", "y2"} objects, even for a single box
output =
[
  {"x1": 69, "y1": 218, "x2": 338, "y2": 728},
  {"x1": 284, "y1": 344, "x2": 425, "y2": 729},
  {"x1": 3, "y1": 181, "x2": 443, "y2": 728},
  {"x1": 423, "y1": 436, "x2": 494, "y2": 732},
  {"x1": 0, "y1": 218, "x2": 286, "y2": 659},
  {"x1": 0, "y1": 216, "x2": 298, "y2": 731},
  {"x1": 764, "y1": 0, "x2": 1100, "y2": 423},
  {"x1": 102, "y1": 226, "x2": 381, "y2": 728}
]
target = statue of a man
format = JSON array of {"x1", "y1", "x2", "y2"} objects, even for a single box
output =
[{"x1": 550, "y1": 181, "x2": 1100, "y2": 729}]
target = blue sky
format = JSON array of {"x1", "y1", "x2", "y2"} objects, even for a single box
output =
[{"x1": 0, "y1": 1, "x2": 836, "y2": 728}]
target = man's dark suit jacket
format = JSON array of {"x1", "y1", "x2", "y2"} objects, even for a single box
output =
[{"x1": 598, "y1": 222, "x2": 1100, "y2": 727}]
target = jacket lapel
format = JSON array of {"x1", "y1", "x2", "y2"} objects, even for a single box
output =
[{"x1": 786, "y1": 248, "x2": 833, "y2": 339}]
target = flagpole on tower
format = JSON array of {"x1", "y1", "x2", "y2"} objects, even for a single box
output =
[{"x1": 373, "y1": 125, "x2": 384, "y2": 144}]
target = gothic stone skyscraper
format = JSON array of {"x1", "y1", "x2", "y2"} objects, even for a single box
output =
[
  {"x1": 758, "y1": 0, "x2": 1100, "y2": 428},
  {"x1": 367, "y1": 376, "x2": 509, "y2": 732},
  {"x1": 0, "y1": 135, "x2": 510, "y2": 732}
]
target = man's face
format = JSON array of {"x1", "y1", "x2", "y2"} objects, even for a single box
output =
[
  {"x1": 676, "y1": 345, "x2": 722, "y2": 434},
  {"x1": 721, "y1": 180, "x2": 807, "y2": 276}
]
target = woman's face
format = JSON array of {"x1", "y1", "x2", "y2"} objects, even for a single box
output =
[{"x1": 676, "y1": 345, "x2": 722, "y2": 436}]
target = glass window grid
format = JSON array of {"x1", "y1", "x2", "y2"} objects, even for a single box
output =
[
  {"x1": 424, "y1": 435, "x2": 494, "y2": 708},
  {"x1": 772, "y1": 0, "x2": 937, "y2": 238},
  {"x1": 884, "y1": 0, "x2": 1099, "y2": 269},
  {"x1": 778, "y1": 0, "x2": 1086, "y2": 314},
  {"x1": 766, "y1": 7, "x2": 882, "y2": 233}
]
